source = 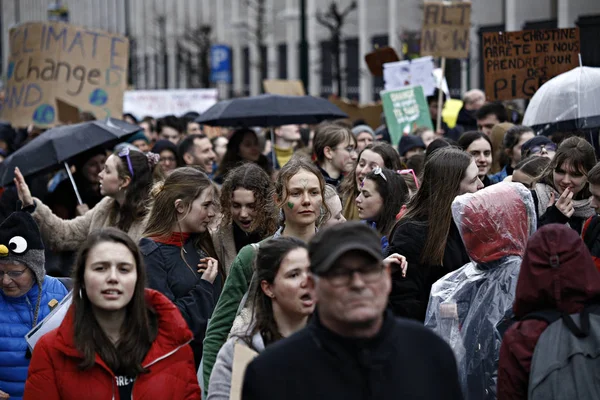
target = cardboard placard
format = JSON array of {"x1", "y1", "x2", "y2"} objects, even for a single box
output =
[
  {"x1": 123, "y1": 89, "x2": 218, "y2": 120},
  {"x1": 263, "y1": 79, "x2": 306, "y2": 96},
  {"x1": 365, "y1": 47, "x2": 400, "y2": 77},
  {"x1": 421, "y1": 2, "x2": 471, "y2": 59},
  {"x1": 0, "y1": 21, "x2": 129, "y2": 127},
  {"x1": 483, "y1": 28, "x2": 580, "y2": 101},
  {"x1": 229, "y1": 343, "x2": 258, "y2": 400},
  {"x1": 327, "y1": 96, "x2": 383, "y2": 130},
  {"x1": 381, "y1": 86, "x2": 433, "y2": 147}
]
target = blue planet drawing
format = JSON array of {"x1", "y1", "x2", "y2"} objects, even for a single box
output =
[
  {"x1": 6, "y1": 62, "x2": 15, "y2": 80},
  {"x1": 32, "y1": 104, "x2": 55, "y2": 124},
  {"x1": 89, "y1": 89, "x2": 108, "y2": 106}
]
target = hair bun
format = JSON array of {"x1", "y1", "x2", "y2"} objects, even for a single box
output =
[
  {"x1": 150, "y1": 180, "x2": 165, "y2": 198},
  {"x1": 146, "y1": 152, "x2": 160, "y2": 169}
]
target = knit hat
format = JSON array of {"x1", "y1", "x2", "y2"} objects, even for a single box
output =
[
  {"x1": 398, "y1": 135, "x2": 426, "y2": 157},
  {"x1": 351, "y1": 125, "x2": 376, "y2": 139},
  {"x1": 151, "y1": 139, "x2": 178, "y2": 155},
  {"x1": 127, "y1": 131, "x2": 150, "y2": 144},
  {"x1": 0, "y1": 211, "x2": 46, "y2": 324}
]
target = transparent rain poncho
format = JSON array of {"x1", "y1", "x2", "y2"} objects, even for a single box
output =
[{"x1": 425, "y1": 182, "x2": 536, "y2": 400}]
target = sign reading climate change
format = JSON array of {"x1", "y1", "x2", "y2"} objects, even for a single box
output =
[
  {"x1": 381, "y1": 86, "x2": 433, "y2": 147},
  {"x1": 0, "y1": 22, "x2": 129, "y2": 127}
]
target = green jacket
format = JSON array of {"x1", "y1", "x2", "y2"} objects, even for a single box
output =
[{"x1": 201, "y1": 238, "x2": 269, "y2": 390}]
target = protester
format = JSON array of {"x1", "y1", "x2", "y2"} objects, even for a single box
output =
[
  {"x1": 582, "y1": 162, "x2": 600, "y2": 272},
  {"x1": 504, "y1": 156, "x2": 550, "y2": 188},
  {"x1": 24, "y1": 228, "x2": 201, "y2": 400},
  {"x1": 489, "y1": 123, "x2": 515, "y2": 174},
  {"x1": 427, "y1": 89, "x2": 451, "y2": 137},
  {"x1": 455, "y1": 89, "x2": 486, "y2": 133},
  {"x1": 127, "y1": 131, "x2": 151, "y2": 153},
  {"x1": 140, "y1": 167, "x2": 221, "y2": 369},
  {"x1": 122, "y1": 113, "x2": 138, "y2": 125},
  {"x1": 211, "y1": 136, "x2": 228, "y2": 166},
  {"x1": 214, "y1": 128, "x2": 272, "y2": 184},
  {"x1": 387, "y1": 147, "x2": 482, "y2": 321},
  {"x1": 520, "y1": 135, "x2": 557, "y2": 159},
  {"x1": 425, "y1": 182, "x2": 536, "y2": 399},
  {"x1": 498, "y1": 225, "x2": 600, "y2": 399},
  {"x1": 313, "y1": 122, "x2": 357, "y2": 189},
  {"x1": 490, "y1": 126, "x2": 535, "y2": 182},
  {"x1": 319, "y1": 184, "x2": 346, "y2": 228},
  {"x1": 398, "y1": 168, "x2": 420, "y2": 198},
  {"x1": 201, "y1": 156, "x2": 327, "y2": 389},
  {"x1": 0, "y1": 212, "x2": 69, "y2": 400},
  {"x1": 207, "y1": 237, "x2": 314, "y2": 400},
  {"x1": 476, "y1": 102, "x2": 509, "y2": 136},
  {"x1": 398, "y1": 135, "x2": 426, "y2": 165},
  {"x1": 339, "y1": 142, "x2": 402, "y2": 221},
  {"x1": 458, "y1": 131, "x2": 495, "y2": 187},
  {"x1": 212, "y1": 164, "x2": 278, "y2": 274},
  {"x1": 140, "y1": 116, "x2": 157, "y2": 143},
  {"x1": 267, "y1": 124, "x2": 301, "y2": 169},
  {"x1": 178, "y1": 133, "x2": 217, "y2": 176},
  {"x1": 156, "y1": 115, "x2": 185, "y2": 145},
  {"x1": 351, "y1": 124, "x2": 376, "y2": 152},
  {"x1": 425, "y1": 137, "x2": 455, "y2": 160},
  {"x1": 47, "y1": 147, "x2": 106, "y2": 219},
  {"x1": 182, "y1": 112, "x2": 202, "y2": 135},
  {"x1": 242, "y1": 222, "x2": 463, "y2": 400},
  {"x1": 13, "y1": 148, "x2": 158, "y2": 251},
  {"x1": 356, "y1": 167, "x2": 409, "y2": 253},
  {"x1": 413, "y1": 126, "x2": 436, "y2": 148},
  {"x1": 531, "y1": 136, "x2": 596, "y2": 234},
  {"x1": 405, "y1": 153, "x2": 425, "y2": 181},
  {"x1": 152, "y1": 139, "x2": 179, "y2": 177}
]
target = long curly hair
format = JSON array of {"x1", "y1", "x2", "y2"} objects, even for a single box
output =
[{"x1": 219, "y1": 163, "x2": 278, "y2": 236}]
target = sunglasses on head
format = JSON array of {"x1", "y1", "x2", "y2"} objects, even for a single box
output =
[{"x1": 529, "y1": 143, "x2": 557, "y2": 154}]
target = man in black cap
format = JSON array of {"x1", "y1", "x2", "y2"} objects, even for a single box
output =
[{"x1": 242, "y1": 222, "x2": 463, "y2": 400}]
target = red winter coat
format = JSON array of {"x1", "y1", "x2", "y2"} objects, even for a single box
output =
[
  {"x1": 497, "y1": 224, "x2": 600, "y2": 399},
  {"x1": 24, "y1": 289, "x2": 201, "y2": 400}
]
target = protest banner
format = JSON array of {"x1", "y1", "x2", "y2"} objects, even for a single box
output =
[
  {"x1": 383, "y1": 56, "x2": 438, "y2": 96},
  {"x1": 263, "y1": 79, "x2": 306, "y2": 96},
  {"x1": 420, "y1": 2, "x2": 471, "y2": 59},
  {"x1": 123, "y1": 89, "x2": 219, "y2": 119},
  {"x1": 0, "y1": 21, "x2": 129, "y2": 127},
  {"x1": 483, "y1": 28, "x2": 580, "y2": 101},
  {"x1": 381, "y1": 86, "x2": 433, "y2": 147}
]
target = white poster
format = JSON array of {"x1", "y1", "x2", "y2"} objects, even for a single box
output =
[
  {"x1": 123, "y1": 89, "x2": 219, "y2": 119},
  {"x1": 383, "y1": 56, "x2": 449, "y2": 98}
]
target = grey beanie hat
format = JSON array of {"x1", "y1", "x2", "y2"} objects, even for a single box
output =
[{"x1": 351, "y1": 124, "x2": 376, "y2": 139}]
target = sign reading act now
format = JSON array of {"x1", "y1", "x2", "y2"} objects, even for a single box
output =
[
  {"x1": 421, "y1": 2, "x2": 471, "y2": 59},
  {"x1": 483, "y1": 28, "x2": 580, "y2": 101},
  {"x1": 0, "y1": 21, "x2": 129, "y2": 127}
]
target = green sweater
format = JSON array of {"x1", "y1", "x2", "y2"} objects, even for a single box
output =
[{"x1": 201, "y1": 238, "x2": 270, "y2": 390}]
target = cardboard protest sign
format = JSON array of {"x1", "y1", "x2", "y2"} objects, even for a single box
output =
[
  {"x1": 123, "y1": 89, "x2": 218, "y2": 120},
  {"x1": 381, "y1": 86, "x2": 433, "y2": 147},
  {"x1": 0, "y1": 21, "x2": 129, "y2": 127},
  {"x1": 365, "y1": 47, "x2": 400, "y2": 77},
  {"x1": 263, "y1": 79, "x2": 306, "y2": 96},
  {"x1": 421, "y1": 2, "x2": 471, "y2": 59},
  {"x1": 483, "y1": 28, "x2": 580, "y2": 101},
  {"x1": 328, "y1": 96, "x2": 383, "y2": 130},
  {"x1": 229, "y1": 343, "x2": 258, "y2": 400}
]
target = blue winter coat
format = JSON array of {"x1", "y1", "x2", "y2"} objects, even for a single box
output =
[{"x1": 0, "y1": 276, "x2": 68, "y2": 400}]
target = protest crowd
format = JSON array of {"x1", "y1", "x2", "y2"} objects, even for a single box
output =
[{"x1": 2, "y1": 3, "x2": 600, "y2": 400}]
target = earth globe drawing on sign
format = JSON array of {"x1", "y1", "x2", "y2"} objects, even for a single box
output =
[
  {"x1": 6, "y1": 62, "x2": 15, "y2": 80},
  {"x1": 89, "y1": 89, "x2": 108, "y2": 106},
  {"x1": 33, "y1": 104, "x2": 55, "y2": 125}
]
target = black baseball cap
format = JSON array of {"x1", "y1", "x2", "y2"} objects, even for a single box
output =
[{"x1": 309, "y1": 222, "x2": 382, "y2": 275}]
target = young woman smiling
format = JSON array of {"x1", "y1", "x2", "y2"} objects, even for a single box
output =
[
  {"x1": 24, "y1": 228, "x2": 200, "y2": 400},
  {"x1": 459, "y1": 131, "x2": 495, "y2": 187},
  {"x1": 140, "y1": 167, "x2": 222, "y2": 369},
  {"x1": 212, "y1": 163, "x2": 279, "y2": 274},
  {"x1": 201, "y1": 156, "x2": 328, "y2": 390}
]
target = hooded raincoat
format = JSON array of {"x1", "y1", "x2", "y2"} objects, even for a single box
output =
[
  {"x1": 497, "y1": 225, "x2": 600, "y2": 399},
  {"x1": 425, "y1": 182, "x2": 536, "y2": 400}
]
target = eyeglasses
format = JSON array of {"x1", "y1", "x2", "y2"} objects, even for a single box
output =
[
  {"x1": 322, "y1": 265, "x2": 385, "y2": 287},
  {"x1": 0, "y1": 269, "x2": 27, "y2": 279},
  {"x1": 529, "y1": 143, "x2": 557, "y2": 154},
  {"x1": 398, "y1": 169, "x2": 420, "y2": 189},
  {"x1": 118, "y1": 147, "x2": 135, "y2": 177}
]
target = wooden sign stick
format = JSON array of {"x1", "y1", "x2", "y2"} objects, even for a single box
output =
[{"x1": 436, "y1": 56, "x2": 446, "y2": 133}]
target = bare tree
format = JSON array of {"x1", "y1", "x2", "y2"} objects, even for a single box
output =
[
  {"x1": 244, "y1": 0, "x2": 268, "y2": 90},
  {"x1": 316, "y1": 1, "x2": 357, "y2": 96},
  {"x1": 177, "y1": 24, "x2": 212, "y2": 88}
]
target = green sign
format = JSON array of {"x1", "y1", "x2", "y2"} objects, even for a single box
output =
[{"x1": 381, "y1": 86, "x2": 433, "y2": 147}]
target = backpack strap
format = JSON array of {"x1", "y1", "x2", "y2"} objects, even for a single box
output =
[
  {"x1": 523, "y1": 304, "x2": 600, "y2": 338},
  {"x1": 521, "y1": 310, "x2": 562, "y2": 325}
]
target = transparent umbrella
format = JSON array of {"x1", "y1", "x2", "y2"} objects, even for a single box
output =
[{"x1": 523, "y1": 66, "x2": 600, "y2": 136}]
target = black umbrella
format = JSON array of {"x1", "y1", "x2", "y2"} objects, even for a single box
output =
[
  {"x1": 0, "y1": 118, "x2": 141, "y2": 200},
  {"x1": 195, "y1": 94, "x2": 348, "y2": 127}
]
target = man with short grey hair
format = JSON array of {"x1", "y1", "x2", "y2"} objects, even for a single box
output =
[
  {"x1": 242, "y1": 222, "x2": 463, "y2": 400},
  {"x1": 456, "y1": 89, "x2": 486, "y2": 133}
]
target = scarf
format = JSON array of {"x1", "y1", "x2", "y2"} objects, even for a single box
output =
[
  {"x1": 151, "y1": 231, "x2": 191, "y2": 247},
  {"x1": 534, "y1": 183, "x2": 595, "y2": 220}
]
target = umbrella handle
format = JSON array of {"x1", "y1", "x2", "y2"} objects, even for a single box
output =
[{"x1": 64, "y1": 162, "x2": 83, "y2": 205}]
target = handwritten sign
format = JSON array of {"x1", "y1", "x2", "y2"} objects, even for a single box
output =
[
  {"x1": 483, "y1": 28, "x2": 580, "y2": 101},
  {"x1": 381, "y1": 86, "x2": 433, "y2": 147},
  {"x1": 421, "y1": 2, "x2": 471, "y2": 59},
  {"x1": 263, "y1": 79, "x2": 306, "y2": 96},
  {"x1": 0, "y1": 22, "x2": 129, "y2": 127},
  {"x1": 123, "y1": 89, "x2": 218, "y2": 119}
]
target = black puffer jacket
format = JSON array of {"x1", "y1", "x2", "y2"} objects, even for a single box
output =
[
  {"x1": 140, "y1": 235, "x2": 223, "y2": 368},
  {"x1": 386, "y1": 218, "x2": 469, "y2": 322}
]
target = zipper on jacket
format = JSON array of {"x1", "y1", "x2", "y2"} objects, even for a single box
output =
[
  {"x1": 142, "y1": 339, "x2": 192, "y2": 368},
  {"x1": 25, "y1": 296, "x2": 34, "y2": 326}
]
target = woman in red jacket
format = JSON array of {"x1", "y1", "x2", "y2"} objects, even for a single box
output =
[{"x1": 24, "y1": 228, "x2": 201, "y2": 400}]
